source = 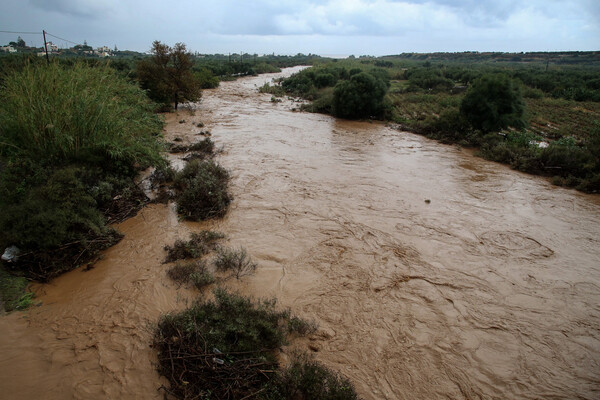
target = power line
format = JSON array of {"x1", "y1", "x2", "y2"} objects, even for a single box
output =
[
  {"x1": 0, "y1": 29, "x2": 84, "y2": 46},
  {"x1": 45, "y1": 31, "x2": 82, "y2": 46},
  {"x1": 0, "y1": 30, "x2": 41, "y2": 35}
]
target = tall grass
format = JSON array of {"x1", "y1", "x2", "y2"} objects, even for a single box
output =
[{"x1": 0, "y1": 62, "x2": 164, "y2": 169}]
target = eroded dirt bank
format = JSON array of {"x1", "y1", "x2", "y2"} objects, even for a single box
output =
[{"x1": 0, "y1": 67, "x2": 599, "y2": 399}]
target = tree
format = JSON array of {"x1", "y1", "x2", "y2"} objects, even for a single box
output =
[
  {"x1": 136, "y1": 41, "x2": 201, "y2": 110},
  {"x1": 460, "y1": 73, "x2": 525, "y2": 132},
  {"x1": 332, "y1": 72, "x2": 388, "y2": 119}
]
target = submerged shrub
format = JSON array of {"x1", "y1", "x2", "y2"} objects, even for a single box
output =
[
  {"x1": 163, "y1": 230, "x2": 224, "y2": 263},
  {"x1": 264, "y1": 354, "x2": 359, "y2": 400},
  {"x1": 167, "y1": 260, "x2": 215, "y2": 289},
  {"x1": 154, "y1": 289, "x2": 287, "y2": 399},
  {"x1": 166, "y1": 261, "x2": 197, "y2": 283},
  {"x1": 213, "y1": 246, "x2": 257, "y2": 279},
  {"x1": 154, "y1": 289, "x2": 353, "y2": 400},
  {"x1": 173, "y1": 159, "x2": 231, "y2": 220},
  {"x1": 189, "y1": 268, "x2": 216, "y2": 289},
  {"x1": 168, "y1": 137, "x2": 214, "y2": 155}
]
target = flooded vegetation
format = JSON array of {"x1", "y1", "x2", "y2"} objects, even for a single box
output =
[
  {"x1": 0, "y1": 67, "x2": 599, "y2": 399},
  {"x1": 266, "y1": 58, "x2": 600, "y2": 193}
]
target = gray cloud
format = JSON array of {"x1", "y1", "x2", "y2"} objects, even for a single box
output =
[
  {"x1": 29, "y1": 0, "x2": 117, "y2": 18},
  {"x1": 1, "y1": 0, "x2": 597, "y2": 55}
]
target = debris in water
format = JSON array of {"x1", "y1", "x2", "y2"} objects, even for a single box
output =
[{"x1": 1, "y1": 246, "x2": 20, "y2": 262}]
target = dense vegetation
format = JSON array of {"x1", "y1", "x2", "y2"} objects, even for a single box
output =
[
  {"x1": 266, "y1": 54, "x2": 600, "y2": 192},
  {"x1": 0, "y1": 51, "x2": 325, "y2": 98},
  {"x1": 0, "y1": 62, "x2": 165, "y2": 280}
]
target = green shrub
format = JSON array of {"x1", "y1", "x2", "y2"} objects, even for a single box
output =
[
  {"x1": 150, "y1": 164, "x2": 176, "y2": 185},
  {"x1": 460, "y1": 73, "x2": 525, "y2": 132},
  {"x1": 332, "y1": 72, "x2": 388, "y2": 119},
  {"x1": 307, "y1": 87, "x2": 335, "y2": 114},
  {"x1": 523, "y1": 87, "x2": 545, "y2": 99},
  {"x1": 253, "y1": 63, "x2": 281, "y2": 74},
  {"x1": 540, "y1": 142, "x2": 595, "y2": 176},
  {"x1": 195, "y1": 67, "x2": 220, "y2": 89},
  {"x1": 173, "y1": 160, "x2": 231, "y2": 220},
  {"x1": 425, "y1": 109, "x2": 471, "y2": 142},
  {"x1": 0, "y1": 166, "x2": 106, "y2": 251},
  {"x1": 287, "y1": 316, "x2": 318, "y2": 336}
]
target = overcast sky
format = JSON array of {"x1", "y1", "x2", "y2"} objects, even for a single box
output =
[{"x1": 1, "y1": 0, "x2": 599, "y2": 55}]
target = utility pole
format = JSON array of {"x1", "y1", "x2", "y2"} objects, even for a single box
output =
[{"x1": 42, "y1": 30, "x2": 49, "y2": 64}]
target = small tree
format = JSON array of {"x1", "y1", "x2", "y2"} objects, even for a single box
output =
[
  {"x1": 137, "y1": 41, "x2": 201, "y2": 110},
  {"x1": 332, "y1": 72, "x2": 388, "y2": 119},
  {"x1": 460, "y1": 73, "x2": 525, "y2": 132}
]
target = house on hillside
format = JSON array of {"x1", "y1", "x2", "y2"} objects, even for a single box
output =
[
  {"x1": 95, "y1": 46, "x2": 112, "y2": 57},
  {"x1": 47, "y1": 42, "x2": 59, "y2": 52},
  {"x1": 0, "y1": 45, "x2": 17, "y2": 53}
]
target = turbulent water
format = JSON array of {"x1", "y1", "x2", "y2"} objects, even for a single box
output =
[{"x1": 1, "y1": 67, "x2": 599, "y2": 399}]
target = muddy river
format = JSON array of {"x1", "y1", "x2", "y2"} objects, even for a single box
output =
[{"x1": 1, "y1": 67, "x2": 599, "y2": 399}]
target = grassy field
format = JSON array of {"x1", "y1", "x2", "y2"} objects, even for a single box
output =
[{"x1": 388, "y1": 80, "x2": 600, "y2": 143}]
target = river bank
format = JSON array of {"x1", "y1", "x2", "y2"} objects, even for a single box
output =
[{"x1": 0, "y1": 67, "x2": 599, "y2": 399}]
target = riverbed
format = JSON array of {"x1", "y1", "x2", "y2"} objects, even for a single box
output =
[{"x1": 1, "y1": 67, "x2": 599, "y2": 399}]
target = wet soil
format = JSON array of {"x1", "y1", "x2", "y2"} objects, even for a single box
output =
[{"x1": 0, "y1": 67, "x2": 599, "y2": 399}]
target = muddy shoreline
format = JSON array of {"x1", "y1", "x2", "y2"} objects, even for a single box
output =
[{"x1": 0, "y1": 67, "x2": 599, "y2": 399}]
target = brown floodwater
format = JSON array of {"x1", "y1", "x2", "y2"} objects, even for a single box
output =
[{"x1": 1, "y1": 67, "x2": 599, "y2": 399}]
